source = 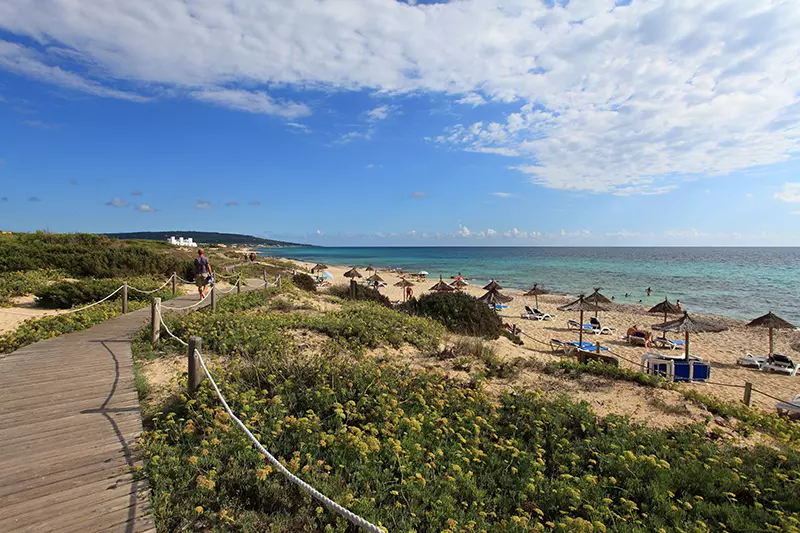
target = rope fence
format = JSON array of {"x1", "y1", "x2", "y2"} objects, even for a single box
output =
[
  {"x1": 0, "y1": 284, "x2": 125, "y2": 317},
  {"x1": 128, "y1": 276, "x2": 173, "y2": 294}
]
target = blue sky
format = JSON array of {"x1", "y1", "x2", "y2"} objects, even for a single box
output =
[{"x1": 2, "y1": 0, "x2": 800, "y2": 246}]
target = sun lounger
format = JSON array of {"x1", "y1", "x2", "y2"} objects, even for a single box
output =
[
  {"x1": 776, "y1": 395, "x2": 800, "y2": 420},
  {"x1": 589, "y1": 317, "x2": 616, "y2": 335},
  {"x1": 653, "y1": 337, "x2": 685, "y2": 350},
  {"x1": 521, "y1": 306, "x2": 553, "y2": 320},
  {"x1": 737, "y1": 353, "x2": 799, "y2": 376},
  {"x1": 569, "y1": 341, "x2": 610, "y2": 352},
  {"x1": 550, "y1": 339, "x2": 572, "y2": 354},
  {"x1": 624, "y1": 331, "x2": 650, "y2": 347},
  {"x1": 567, "y1": 320, "x2": 592, "y2": 331}
]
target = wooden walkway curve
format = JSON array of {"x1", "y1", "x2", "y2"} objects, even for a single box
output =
[{"x1": 0, "y1": 281, "x2": 264, "y2": 532}]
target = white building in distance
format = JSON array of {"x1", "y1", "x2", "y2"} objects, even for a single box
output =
[{"x1": 167, "y1": 236, "x2": 198, "y2": 247}]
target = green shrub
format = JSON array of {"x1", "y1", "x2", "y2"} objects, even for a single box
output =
[
  {"x1": 0, "y1": 231, "x2": 188, "y2": 277},
  {"x1": 141, "y1": 343, "x2": 800, "y2": 533},
  {"x1": 291, "y1": 273, "x2": 316, "y2": 292},
  {"x1": 405, "y1": 291, "x2": 502, "y2": 338},
  {"x1": 328, "y1": 283, "x2": 392, "y2": 308},
  {"x1": 545, "y1": 360, "x2": 667, "y2": 388},
  {"x1": 0, "y1": 269, "x2": 66, "y2": 305},
  {"x1": 35, "y1": 277, "x2": 173, "y2": 309}
]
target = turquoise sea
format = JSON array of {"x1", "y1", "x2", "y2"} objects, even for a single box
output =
[{"x1": 258, "y1": 247, "x2": 800, "y2": 323}]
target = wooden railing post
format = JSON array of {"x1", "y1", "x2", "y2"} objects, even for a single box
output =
[
  {"x1": 172, "y1": 272, "x2": 177, "y2": 295},
  {"x1": 151, "y1": 297, "x2": 161, "y2": 346},
  {"x1": 278, "y1": 275, "x2": 282, "y2": 289},
  {"x1": 743, "y1": 381, "x2": 752, "y2": 407},
  {"x1": 122, "y1": 282, "x2": 128, "y2": 314},
  {"x1": 188, "y1": 336, "x2": 203, "y2": 393},
  {"x1": 236, "y1": 277, "x2": 241, "y2": 294},
  {"x1": 210, "y1": 286, "x2": 216, "y2": 312}
]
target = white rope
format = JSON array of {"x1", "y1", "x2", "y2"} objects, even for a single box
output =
[
  {"x1": 175, "y1": 274, "x2": 194, "y2": 284},
  {"x1": 155, "y1": 306, "x2": 189, "y2": 347},
  {"x1": 127, "y1": 275, "x2": 174, "y2": 294},
  {"x1": 194, "y1": 348, "x2": 385, "y2": 533},
  {"x1": 0, "y1": 285, "x2": 124, "y2": 317}
]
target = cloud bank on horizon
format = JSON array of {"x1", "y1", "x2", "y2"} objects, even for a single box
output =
[{"x1": 1, "y1": 0, "x2": 799, "y2": 198}]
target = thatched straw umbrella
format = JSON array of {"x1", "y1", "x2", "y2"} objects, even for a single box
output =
[
  {"x1": 367, "y1": 273, "x2": 384, "y2": 283},
  {"x1": 450, "y1": 279, "x2": 468, "y2": 291},
  {"x1": 483, "y1": 280, "x2": 503, "y2": 291},
  {"x1": 648, "y1": 298, "x2": 681, "y2": 324},
  {"x1": 394, "y1": 278, "x2": 415, "y2": 302},
  {"x1": 343, "y1": 268, "x2": 362, "y2": 279},
  {"x1": 430, "y1": 275, "x2": 456, "y2": 292},
  {"x1": 311, "y1": 263, "x2": 328, "y2": 274},
  {"x1": 365, "y1": 264, "x2": 375, "y2": 273},
  {"x1": 478, "y1": 287, "x2": 513, "y2": 307},
  {"x1": 746, "y1": 312, "x2": 795, "y2": 357},
  {"x1": 524, "y1": 283, "x2": 548, "y2": 309},
  {"x1": 558, "y1": 295, "x2": 606, "y2": 347},
  {"x1": 791, "y1": 338, "x2": 800, "y2": 353},
  {"x1": 652, "y1": 312, "x2": 727, "y2": 361},
  {"x1": 586, "y1": 288, "x2": 612, "y2": 318}
]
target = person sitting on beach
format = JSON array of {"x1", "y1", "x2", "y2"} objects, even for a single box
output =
[
  {"x1": 626, "y1": 325, "x2": 639, "y2": 338},
  {"x1": 193, "y1": 248, "x2": 213, "y2": 300}
]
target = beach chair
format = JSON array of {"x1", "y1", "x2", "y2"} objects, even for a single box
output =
[
  {"x1": 762, "y1": 354, "x2": 800, "y2": 377},
  {"x1": 589, "y1": 317, "x2": 616, "y2": 335},
  {"x1": 570, "y1": 341, "x2": 610, "y2": 352},
  {"x1": 736, "y1": 354, "x2": 766, "y2": 369},
  {"x1": 567, "y1": 320, "x2": 592, "y2": 331},
  {"x1": 653, "y1": 336, "x2": 685, "y2": 350},
  {"x1": 776, "y1": 394, "x2": 800, "y2": 421},
  {"x1": 550, "y1": 339, "x2": 572, "y2": 354},
  {"x1": 626, "y1": 331, "x2": 649, "y2": 347}
]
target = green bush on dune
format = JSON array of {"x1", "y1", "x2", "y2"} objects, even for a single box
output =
[
  {"x1": 327, "y1": 283, "x2": 393, "y2": 308},
  {"x1": 35, "y1": 277, "x2": 174, "y2": 308},
  {"x1": 405, "y1": 290, "x2": 503, "y2": 338},
  {"x1": 0, "y1": 231, "x2": 188, "y2": 278},
  {"x1": 291, "y1": 273, "x2": 316, "y2": 292}
]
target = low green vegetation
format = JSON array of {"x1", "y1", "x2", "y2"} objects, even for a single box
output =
[
  {"x1": 0, "y1": 231, "x2": 189, "y2": 277},
  {"x1": 140, "y1": 327, "x2": 800, "y2": 532},
  {"x1": 405, "y1": 291, "x2": 503, "y2": 338},
  {"x1": 35, "y1": 277, "x2": 174, "y2": 308},
  {"x1": 544, "y1": 361, "x2": 668, "y2": 389},
  {"x1": 0, "y1": 269, "x2": 66, "y2": 306}
]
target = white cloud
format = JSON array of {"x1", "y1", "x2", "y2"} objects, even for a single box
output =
[
  {"x1": 367, "y1": 105, "x2": 393, "y2": 122},
  {"x1": 105, "y1": 197, "x2": 127, "y2": 207},
  {"x1": 745, "y1": 192, "x2": 754, "y2": 198},
  {"x1": 286, "y1": 122, "x2": 311, "y2": 133},
  {"x1": 791, "y1": 210, "x2": 800, "y2": 215},
  {"x1": 2, "y1": 1, "x2": 800, "y2": 193},
  {"x1": 457, "y1": 225, "x2": 471, "y2": 237},
  {"x1": 225, "y1": 200, "x2": 239, "y2": 207},
  {"x1": 456, "y1": 93, "x2": 486, "y2": 107},
  {"x1": 191, "y1": 89, "x2": 310, "y2": 118},
  {"x1": 775, "y1": 182, "x2": 800, "y2": 202},
  {"x1": 408, "y1": 191, "x2": 427, "y2": 199},
  {"x1": 195, "y1": 200, "x2": 213, "y2": 209},
  {"x1": 315, "y1": 229, "x2": 322, "y2": 236},
  {"x1": 335, "y1": 130, "x2": 373, "y2": 145},
  {"x1": 136, "y1": 204, "x2": 156, "y2": 212},
  {"x1": 486, "y1": 228, "x2": 496, "y2": 236},
  {"x1": 490, "y1": 192, "x2": 515, "y2": 198}
]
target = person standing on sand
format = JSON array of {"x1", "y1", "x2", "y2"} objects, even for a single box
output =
[{"x1": 194, "y1": 248, "x2": 213, "y2": 299}]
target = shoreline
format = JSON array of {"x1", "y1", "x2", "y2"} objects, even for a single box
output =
[{"x1": 273, "y1": 254, "x2": 752, "y2": 328}]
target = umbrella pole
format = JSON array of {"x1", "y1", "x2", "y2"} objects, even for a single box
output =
[
  {"x1": 579, "y1": 310, "x2": 584, "y2": 347},
  {"x1": 769, "y1": 327, "x2": 773, "y2": 356},
  {"x1": 684, "y1": 331, "x2": 690, "y2": 361},
  {"x1": 535, "y1": 295, "x2": 538, "y2": 309}
]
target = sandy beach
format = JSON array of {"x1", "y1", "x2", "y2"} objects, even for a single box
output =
[{"x1": 287, "y1": 258, "x2": 800, "y2": 417}]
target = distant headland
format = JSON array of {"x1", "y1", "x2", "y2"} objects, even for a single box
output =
[{"x1": 103, "y1": 231, "x2": 310, "y2": 247}]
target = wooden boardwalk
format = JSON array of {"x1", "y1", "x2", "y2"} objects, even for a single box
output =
[{"x1": 0, "y1": 282, "x2": 261, "y2": 533}]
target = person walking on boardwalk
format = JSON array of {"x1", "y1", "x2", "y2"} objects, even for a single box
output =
[{"x1": 194, "y1": 248, "x2": 213, "y2": 299}]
